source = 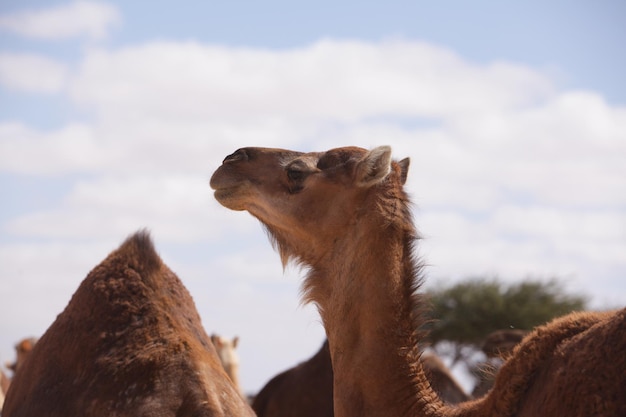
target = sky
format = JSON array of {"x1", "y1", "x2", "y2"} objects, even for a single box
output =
[{"x1": 0, "y1": 0, "x2": 625, "y2": 395}]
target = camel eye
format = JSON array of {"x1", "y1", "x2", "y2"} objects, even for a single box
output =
[{"x1": 287, "y1": 168, "x2": 306, "y2": 182}]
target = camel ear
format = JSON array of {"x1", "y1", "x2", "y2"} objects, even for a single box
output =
[
  {"x1": 356, "y1": 146, "x2": 392, "y2": 187},
  {"x1": 398, "y1": 157, "x2": 410, "y2": 185},
  {"x1": 211, "y1": 334, "x2": 222, "y2": 348},
  {"x1": 232, "y1": 336, "x2": 239, "y2": 348}
]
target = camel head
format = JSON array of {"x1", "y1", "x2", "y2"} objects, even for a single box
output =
[
  {"x1": 6, "y1": 337, "x2": 37, "y2": 374},
  {"x1": 210, "y1": 146, "x2": 410, "y2": 267}
]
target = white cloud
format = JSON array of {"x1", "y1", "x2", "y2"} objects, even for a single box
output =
[
  {"x1": 420, "y1": 206, "x2": 625, "y2": 271},
  {"x1": 445, "y1": 92, "x2": 626, "y2": 208},
  {"x1": 0, "y1": 240, "x2": 117, "y2": 348},
  {"x1": 418, "y1": 203, "x2": 626, "y2": 310},
  {"x1": 3, "y1": 37, "x2": 625, "y2": 269},
  {"x1": 0, "y1": 1, "x2": 120, "y2": 41},
  {"x1": 491, "y1": 206, "x2": 625, "y2": 243},
  {"x1": 69, "y1": 39, "x2": 554, "y2": 124},
  {"x1": 5, "y1": 174, "x2": 228, "y2": 242},
  {"x1": 0, "y1": 53, "x2": 68, "y2": 92},
  {"x1": 0, "y1": 118, "x2": 307, "y2": 177},
  {"x1": 0, "y1": 122, "x2": 100, "y2": 174},
  {"x1": 3, "y1": 38, "x2": 624, "y2": 285}
]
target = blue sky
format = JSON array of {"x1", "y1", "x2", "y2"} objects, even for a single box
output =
[{"x1": 1, "y1": 0, "x2": 625, "y2": 394}]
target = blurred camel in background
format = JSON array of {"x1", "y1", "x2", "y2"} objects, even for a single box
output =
[
  {"x1": 211, "y1": 333, "x2": 243, "y2": 395},
  {"x1": 252, "y1": 339, "x2": 469, "y2": 417}
]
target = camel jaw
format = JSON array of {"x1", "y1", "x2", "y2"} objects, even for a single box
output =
[
  {"x1": 210, "y1": 160, "x2": 251, "y2": 210},
  {"x1": 211, "y1": 181, "x2": 252, "y2": 212}
]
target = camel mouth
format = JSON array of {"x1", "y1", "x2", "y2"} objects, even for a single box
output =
[
  {"x1": 212, "y1": 185, "x2": 248, "y2": 211},
  {"x1": 213, "y1": 186, "x2": 238, "y2": 200}
]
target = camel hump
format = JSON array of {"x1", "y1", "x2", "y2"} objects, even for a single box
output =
[{"x1": 113, "y1": 229, "x2": 163, "y2": 276}]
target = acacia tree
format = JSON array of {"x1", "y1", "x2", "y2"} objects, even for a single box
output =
[{"x1": 423, "y1": 278, "x2": 587, "y2": 366}]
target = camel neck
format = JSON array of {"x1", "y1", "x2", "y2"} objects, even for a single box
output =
[{"x1": 313, "y1": 226, "x2": 446, "y2": 417}]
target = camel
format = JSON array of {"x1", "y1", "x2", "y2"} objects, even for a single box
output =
[
  {"x1": 421, "y1": 353, "x2": 470, "y2": 405},
  {"x1": 1, "y1": 368, "x2": 9, "y2": 410},
  {"x1": 211, "y1": 334, "x2": 243, "y2": 395},
  {"x1": 5, "y1": 337, "x2": 38, "y2": 375},
  {"x1": 2, "y1": 230, "x2": 254, "y2": 417},
  {"x1": 252, "y1": 340, "x2": 334, "y2": 417},
  {"x1": 252, "y1": 340, "x2": 468, "y2": 417},
  {"x1": 480, "y1": 330, "x2": 528, "y2": 359},
  {"x1": 0, "y1": 336, "x2": 38, "y2": 410},
  {"x1": 471, "y1": 330, "x2": 527, "y2": 397},
  {"x1": 211, "y1": 145, "x2": 626, "y2": 417}
]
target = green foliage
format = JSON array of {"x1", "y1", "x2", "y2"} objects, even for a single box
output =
[{"x1": 423, "y1": 278, "x2": 587, "y2": 361}]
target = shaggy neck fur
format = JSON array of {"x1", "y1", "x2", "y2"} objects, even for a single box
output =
[{"x1": 289, "y1": 174, "x2": 445, "y2": 417}]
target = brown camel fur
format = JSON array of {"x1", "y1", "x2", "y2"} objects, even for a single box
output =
[
  {"x1": 252, "y1": 340, "x2": 468, "y2": 417},
  {"x1": 252, "y1": 340, "x2": 334, "y2": 417},
  {"x1": 2, "y1": 231, "x2": 254, "y2": 417},
  {"x1": 211, "y1": 145, "x2": 626, "y2": 417}
]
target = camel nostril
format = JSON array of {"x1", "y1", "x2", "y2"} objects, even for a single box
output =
[{"x1": 223, "y1": 149, "x2": 248, "y2": 164}]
